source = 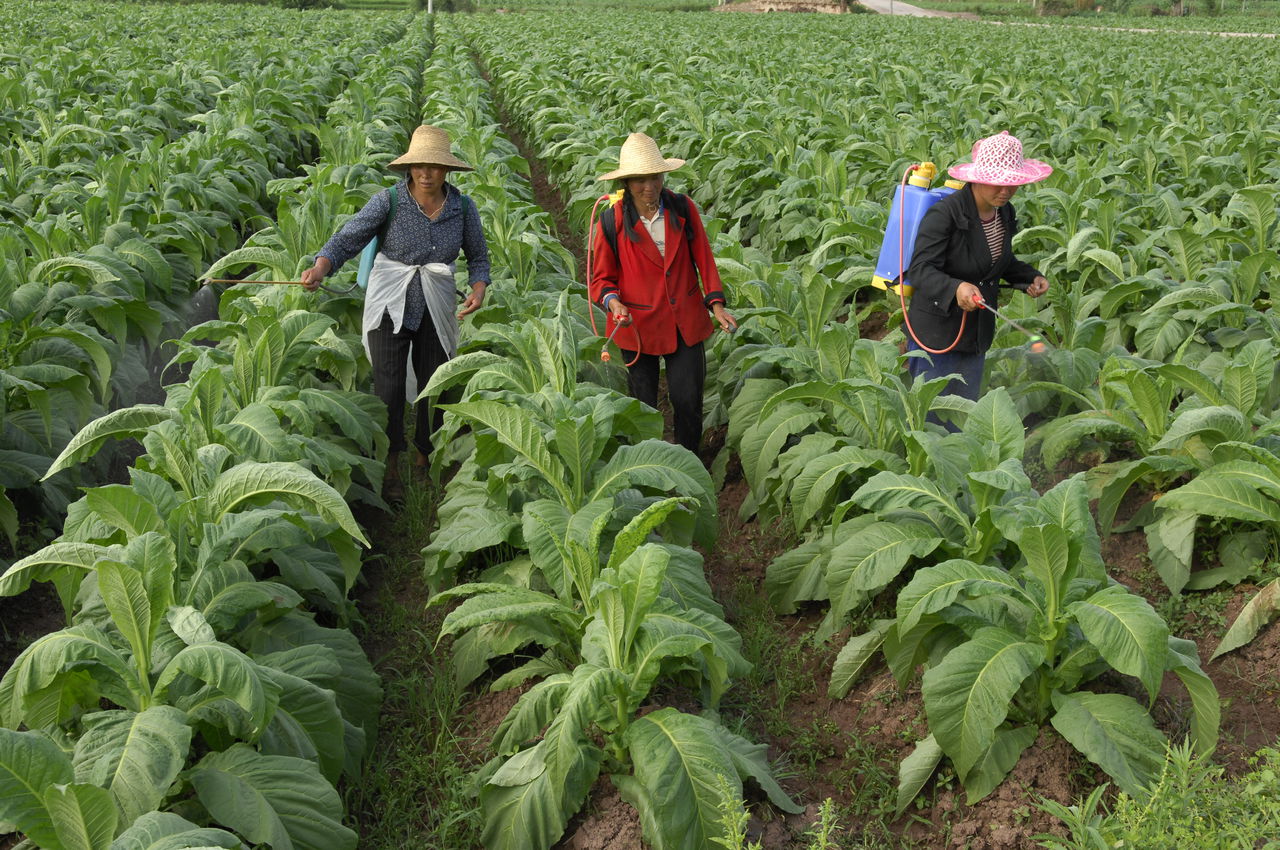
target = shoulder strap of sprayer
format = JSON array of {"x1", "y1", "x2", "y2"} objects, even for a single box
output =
[
  {"x1": 382, "y1": 184, "x2": 399, "y2": 240},
  {"x1": 600, "y1": 190, "x2": 698, "y2": 277}
]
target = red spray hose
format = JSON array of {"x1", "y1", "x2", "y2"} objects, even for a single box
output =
[
  {"x1": 586, "y1": 193, "x2": 641, "y2": 367},
  {"x1": 895, "y1": 165, "x2": 969, "y2": 356}
]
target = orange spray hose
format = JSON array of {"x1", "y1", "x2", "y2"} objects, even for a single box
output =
[
  {"x1": 586, "y1": 193, "x2": 641, "y2": 367},
  {"x1": 894, "y1": 165, "x2": 969, "y2": 356}
]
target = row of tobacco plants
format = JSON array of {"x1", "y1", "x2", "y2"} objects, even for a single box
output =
[
  {"x1": 406, "y1": 20, "x2": 802, "y2": 849},
  {"x1": 0, "y1": 0, "x2": 410, "y2": 542},
  {"x1": 455, "y1": 7, "x2": 1278, "y2": 826},
  {"x1": 0, "y1": 7, "x2": 437, "y2": 849}
]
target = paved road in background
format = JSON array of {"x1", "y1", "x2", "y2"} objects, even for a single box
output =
[{"x1": 858, "y1": 0, "x2": 972, "y2": 16}]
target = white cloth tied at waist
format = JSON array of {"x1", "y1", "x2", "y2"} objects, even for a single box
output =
[
  {"x1": 362, "y1": 254, "x2": 459, "y2": 358},
  {"x1": 363, "y1": 255, "x2": 458, "y2": 400}
]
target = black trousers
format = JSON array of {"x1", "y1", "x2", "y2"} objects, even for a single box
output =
[
  {"x1": 367, "y1": 312, "x2": 447, "y2": 455},
  {"x1": 620, "y1": 333, "x2": 706, "y2": 454}
]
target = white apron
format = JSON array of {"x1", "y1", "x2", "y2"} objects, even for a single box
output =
[{"x1": 363, "y1": 255, "x2": 458, "y2": 397}]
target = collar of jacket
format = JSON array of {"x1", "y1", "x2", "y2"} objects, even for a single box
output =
[
  {"x1": 952, "y1": 183, "x2": 1013, "y2": 231},
  {"x1": 400, "y1": 179, "x2": 462, "y2": 219},
  {"x1": 621, "y1": 187, "x2": 685, "y2": 235}
]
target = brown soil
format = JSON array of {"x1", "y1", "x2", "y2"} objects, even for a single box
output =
[
  {"x1": 1206, "y1": 594, "x2": 1280, "y2": 770},
  {"x1": 561, "y1": 784, "x2": 644, "y2": 850},
  {"x1": 0, "y1": 583, "x2": 65, "y2": 672}
]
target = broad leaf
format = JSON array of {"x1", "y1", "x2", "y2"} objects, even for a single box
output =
[
  {"x1": 109, "y1": 811, "x2": 244, "y2": 850},
  {"x1": 45, "y1": 782, "x2": 119, "y2": 850},
  {"x1": 896, "y1": 734, "x2": 943, "y2": 816},
  {"x1": 189, "y1": 744, "x2": 356, "y2": 850},
  {"x1": 1213, "y1": 578, "x2": 1280, "y2": 661},
  {"x1": 1067, "y1": 586, "x2": 1167, "y2": 705},
  {"x1": 480, "y1": 665, "x2": 620, "y2": 850},
  {"x1": 0, "y1": 727, "x2": 74, "y2": 849},
  {"x1": 73, "y1": 707, "x2": 192, "y2": 827},
  {"x1": 829, "y1": 620, "x2": 893, "y2": 699},
  {"x1": 922, "y1": 627, "x2": 1045, "y2": 778},
  {"x1": 620, "y1": 708, "x2": 740, "y2": 850},
  {"x1": 1050, "y1": 691, "x2": 1165, "y2": 799},
  {"x1": 897, "y1": 560, "x2": 1026, "y2": 635},
  {"x1": 960, "y1": 726, "x2": 1037, "y2": 804},
  {"x1": 206, "y1": 462, "x2": 368, "y2": 547},
  {"x1": 46, "y1": 406, "x2": 181, "y2": 478}
]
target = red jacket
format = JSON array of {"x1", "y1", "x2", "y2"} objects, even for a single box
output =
[{"x1": 589, "y1": 193, "x2": 726, "y2": 356}]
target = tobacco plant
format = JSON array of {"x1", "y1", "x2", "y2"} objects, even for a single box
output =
[{"x1": 847, "y1": 476, "x2": 1218, "y2": 810}]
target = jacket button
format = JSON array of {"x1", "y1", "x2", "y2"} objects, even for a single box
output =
[
  {"x1": 666, "y1": 270, "x2": 671, "y2": 276},
  {"x1": 669, "y1": 297, "x2": 676, "y2": 305}
]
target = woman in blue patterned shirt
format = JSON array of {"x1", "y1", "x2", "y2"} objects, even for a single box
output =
[{"x1": 302, "y1": 125, "x2": 490, "y2": 502}]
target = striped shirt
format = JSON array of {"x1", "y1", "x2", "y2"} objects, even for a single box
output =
[{"x1": 980, "y1": 212, "x2": 1004, "y2": 264}]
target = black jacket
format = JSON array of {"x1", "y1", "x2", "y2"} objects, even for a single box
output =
[{"x1": 905, "y1": 185, "x2": 1042, "y2": 354}]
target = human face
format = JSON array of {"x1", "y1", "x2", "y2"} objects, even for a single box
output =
[
  {"x1": 408, "y1": 164, "x2": 449, "y2": 195},
  {"x1": 970, "y1": 182, "x2": 1018, "y2": 213},
  {"x1": 624, "y1": 173, "x2": 664, "y2": 213}
]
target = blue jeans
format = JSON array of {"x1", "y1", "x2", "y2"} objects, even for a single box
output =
[
  {"x1": 905, "y1": 340, "x2": 985, "y2": 431},
  {"x1": 905, "y1": 339, "x2": 986, "y2": 401}
]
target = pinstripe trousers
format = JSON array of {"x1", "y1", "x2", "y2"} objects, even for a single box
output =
[{"x1": 367, "y1": 311, "x2": 448, "y2": 455}]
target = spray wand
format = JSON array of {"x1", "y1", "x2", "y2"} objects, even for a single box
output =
[
  {"x1": 203, "y1": 277, "x2": 359, "y2": 295},
  {"x1": 973, "y1": 294, "x2": 1049, "y2": 353}
]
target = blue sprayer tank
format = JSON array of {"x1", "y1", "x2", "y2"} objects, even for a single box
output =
[{"x1": 871, "y1": 162, "x2": 965, "y2": 296}]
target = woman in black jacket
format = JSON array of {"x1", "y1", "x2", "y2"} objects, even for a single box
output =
[{"x1": 905, "y1": 131, "x2": 1051, "y2": 402}]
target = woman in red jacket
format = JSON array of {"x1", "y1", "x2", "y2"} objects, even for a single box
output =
[{"x1": 589, "y1": 133, "x2": 736, "y2": 454}]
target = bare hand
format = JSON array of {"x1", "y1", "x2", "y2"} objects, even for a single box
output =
[
  {"x1": 1026, "y1": 276, "x2": 1050, "y2": 298},
  {"x1": 609, "y1": 298, "x2": 632, "y2": 326},
  {"x1": 712, "y1": 303, "x2": 737, "y2": 333},
  {"x1": 458, "y1": 282, "x2": 487, "y2": 318},
  {"x1": 956, "y1": 282, "x2": 982, "y2": 312},
  {"x1": 300, "y1": 257, "x2": 330, "y2": 292}
]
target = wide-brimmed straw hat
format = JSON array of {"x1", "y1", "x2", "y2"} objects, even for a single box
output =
[
  {"x1": 596, "y1": 132, "x2": 685, "y2": 182},
  {"x1": 388, "y1": 125, "x2": 472, "y2": 172},
  {"x1": 949, "y1": 131, "x2": 1051, "y2": 187}
]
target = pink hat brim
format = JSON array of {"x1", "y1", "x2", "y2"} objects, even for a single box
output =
[{"x1": 949, "y1": 159, "x2": 1053, "y2": 187}]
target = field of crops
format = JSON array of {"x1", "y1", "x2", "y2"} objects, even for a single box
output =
[{"x1": 3, "y1": 1, "x2": 1280, "y2": 848}]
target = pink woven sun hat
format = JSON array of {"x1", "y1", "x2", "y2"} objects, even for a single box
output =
[{"x1": 949, "y1": 131, "x2": 1052, "y2": 187}]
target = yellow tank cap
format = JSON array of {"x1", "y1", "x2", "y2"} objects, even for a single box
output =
[
  {"x1": 944, "y1": 179, "x2": 965, "y2": 190},
  {"x1": 908, "y1": 162, "x2": 937, "y2": 187}
]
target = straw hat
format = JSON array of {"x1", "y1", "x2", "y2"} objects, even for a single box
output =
[
  {"x1": 949, "y1": 131, "x2": 1051, "y2": 187},
  {"x1": 596, "y1": 133, "x2": 685, "y2": 182},
  {"x1": 388, "y1": 125, "x2": 473, "y2": 172}
]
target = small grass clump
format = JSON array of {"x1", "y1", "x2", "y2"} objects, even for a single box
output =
[{"x1": 1038, "y1": 742, "x2": 1280, "y2": 848}]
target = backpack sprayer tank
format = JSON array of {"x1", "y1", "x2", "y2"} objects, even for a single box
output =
[{"x1": 870, "y1": 162, "x2": 964, "y2": 296}]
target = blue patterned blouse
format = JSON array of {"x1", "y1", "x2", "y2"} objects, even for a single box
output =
[{"x1": 317, "y1": 179, "x2": 490, "y2": 331}]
